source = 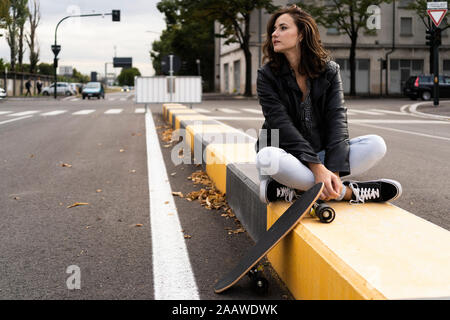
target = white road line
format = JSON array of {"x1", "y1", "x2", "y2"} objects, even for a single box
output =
[
  {"x1": 218, "y1": 108, "x2": 240, "y2": 114},
  {"x1": 7, "y1": 110, "x2": 40, "y2": 116},
  {"x1": 135, "y1": 108, "x2": 145, "y2": 114},
  {"x1": 104, "y1": 109, "x2": 123, "y2": 114},
  {"x1": 242, "y1": 108, "x2": 263, "y2": 114},
  {"x1": 369, "y1": 109, "x2": 408, "y2": 116},
  {"x1": 0, "y1": 111, "x2": 13, "y2": 115},
  {"x1": 352, "y1": 122, "x2": 450, "y2": 142},
  {"x1": 108, "y1": 98, "x2": 116, "y2": 101},
  {"x1": 348, "y1": 109, "x2": 385, "y2": 116},
  {"x1": 145, "y1": 106, "x2": 199, "y2": 300},
  {"x1": 212, "y1": 116, "x2": 265, "y2": 121},
  {"x1": 349, "y1": 119, "x2": 450, "y2": 124},
  {"x1": 0, "y1": 115, "x2": 33, "y2": 125},
  {"x1": 347, "y1": 111, "x2": 357, "y2": 116},
  {"x1": 40, "y1": 110, "x2": 67, "y2": 116},
  {"x1": 70, "y1": 98, "x2": 80, "y2": 102},
  {"x1": 72, "y1": 109, "x2": 95, "y2": 115},
  {"x1": 193, "y1": 108, "x2": 211, "y2": 113}
]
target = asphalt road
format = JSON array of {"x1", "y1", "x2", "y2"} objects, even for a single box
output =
[
  {"x1": 1, "y1": 93, "x2": 448, "y2": 300},
  {"x1": 0, "y1": 92, "x2": 291, "y2": 300}
]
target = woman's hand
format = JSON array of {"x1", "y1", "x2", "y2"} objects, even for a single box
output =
[{"x1": 308, "y1": 163, "x2": 342, "y2": 201}]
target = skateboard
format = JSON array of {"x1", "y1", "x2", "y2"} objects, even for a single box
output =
[{"x1": 214, "y1": 182, "x2": 326, "y2": 294}]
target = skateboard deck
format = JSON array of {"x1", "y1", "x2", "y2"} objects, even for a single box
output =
[{"x1": 214, "y1": 182, "x2": 324, "y2": 293}]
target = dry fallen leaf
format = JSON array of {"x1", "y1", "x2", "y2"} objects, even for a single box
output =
[
  {"x1": 135, "y1": 224, "x2": 143, "y2": 227},
  {"x1": 129, "y1": 169, "x2": 136, "y2": 173},
  {"x1": 67, "y1": 202, "x2": 89, "y2": 209},
  {"x1": 119, "y1": 149, "x2": 125, "y2": 153},
  {"x1": 61, "y1": 163, "x2": 72, "y2": 168},
  {"x1": 184, "y1": 234, "x2": 192, "y2": 239},
  {"x1": 172, "y1": 191, "x2": 184, "y2": 198},
  {"x1": 96, "y1": 189, "x2": 102, "y2": 193}
]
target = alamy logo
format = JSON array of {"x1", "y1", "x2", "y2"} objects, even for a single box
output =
[
  {"x1": 66, "y1": 265, "x2": 81, "y2": 290},
  {"x1": 366, "y1": 5, "x2": 381, "y2": 30}
]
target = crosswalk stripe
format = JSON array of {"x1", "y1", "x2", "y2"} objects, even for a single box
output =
[
  {"x1": 104, "y1": 108, "x2": 123, "y2": 114},
  {"x1": 218, "y1": 108, "x2": 240, "y2": 114},
  {"x1": 193, "y1": 108, "x2": 211, "y2": 113},
  {"x1": 0, "y1": 111, "x2": 13, "y2": 115},
  {"x1": 135, "y1": 108, "x2": 145, "y2": 113},
  {"x1": 40, "y1": 110, "x2": 67, "y2": 116},
  {"x1": 242, "y1": 108, "x2": 263, "y2": 114},
  {"x1": 8, "y1": 110, "x2": 40, "y2": 116},
  {"x1": 70, "y1": 98, "x2": 79, "y2": 101},
  {"x1": 72, "y1": 109, "x2": 95, "y2": 115}
]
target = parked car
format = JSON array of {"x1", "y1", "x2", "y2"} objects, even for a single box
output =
[
  {"x1": 82, "y1": 82, "x2": 105, "y2": 99},
  {"x1": 0, "y1": 87, "x2": 6, "y2": 99},
  {"x1": 403, "y1": 75, "x2": 450, "y2": 100},
  {"x1": 42, "y1": 82, "x2": 76, "y2": 96}
]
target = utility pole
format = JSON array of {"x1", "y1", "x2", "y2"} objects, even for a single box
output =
[{"x1": 52, "y1": 10, "x2": 121, "y2": 99}]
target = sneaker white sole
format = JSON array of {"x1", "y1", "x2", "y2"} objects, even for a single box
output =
[{"x1": 259, "y1": 178, "x2": 269, "y2": 204}]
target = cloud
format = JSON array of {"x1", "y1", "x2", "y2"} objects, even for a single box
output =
[{"x1": 0, "y1": 0, "x2": 165, "y2": 76}]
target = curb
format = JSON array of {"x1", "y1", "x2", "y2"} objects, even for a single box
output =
[
  {"x1": 408, "y1": 101, "x2": 450, "y2": 121},
  {"x1": 163, "y1": 103, "x2": 450, "y2": 300}
]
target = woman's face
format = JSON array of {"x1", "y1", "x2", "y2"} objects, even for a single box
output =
[{"x1": 271, "y1": 13, "x2": 301, "y2": 54}]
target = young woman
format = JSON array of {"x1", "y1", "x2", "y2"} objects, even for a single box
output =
[{"x1": 255, "y1": 5, "x2": 402, "y2": 204}]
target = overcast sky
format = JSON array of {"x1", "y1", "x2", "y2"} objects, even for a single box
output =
[{"x1": 0, "y1": 0, "x2": 166, "y2": 77}]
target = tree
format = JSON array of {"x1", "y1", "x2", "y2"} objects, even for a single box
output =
[
  {"x1": 37, "y1": 62, "x2": 53, "y2": 75},
  {"x1": 16, "y1": 0, "x2": 29, "y2": 72},
  {"x1": 0, "y1": 0, "x2": 10, "y2": 33},
  {"x1": 26, "y1": 0, "x2": 40, "y2": 74},
  {"x1": 117, "y1": 68, "x2": 141, "y2": 86},
  {"x1": 198, "y1": 0, "x2": 278, "y2": 96},
  {"x1": 5, "y1": 0, "x2": 29, "y2": 71},
  {"x1": 297, "y1": 0, "x2": 392, "y2": 96},
  {"x1": 151, "y1": 0, "x2": 216, "y2": 91}
]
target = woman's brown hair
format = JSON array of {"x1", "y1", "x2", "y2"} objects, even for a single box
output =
[{"x1": 262, "y1": 5, "x2": 329, "y2": 78}]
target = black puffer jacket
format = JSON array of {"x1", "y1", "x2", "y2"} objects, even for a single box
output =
[{"x1": 256, "y1": 59, "x2": 350, "y2": 176}]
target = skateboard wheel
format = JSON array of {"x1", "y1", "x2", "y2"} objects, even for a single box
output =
[{"x1": 316, "y1": 204, "x2": 335, "y2": 223}]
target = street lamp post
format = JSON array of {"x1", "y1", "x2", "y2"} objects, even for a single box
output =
[{"x1": 52, "y1": 10, "x2": 121, "y2": 99}]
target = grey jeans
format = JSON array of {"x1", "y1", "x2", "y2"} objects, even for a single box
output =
[{"x1": 256, "y1": 135, "x2": 387, "y2": 195}]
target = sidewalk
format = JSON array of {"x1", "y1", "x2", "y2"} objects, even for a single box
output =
[{"x1": 416, "y1": 101, "x2": 450, "y2": 117}]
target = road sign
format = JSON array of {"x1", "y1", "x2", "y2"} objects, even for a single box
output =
[
  {"x1": 51, "y1": 45, "x2": 61, "y2": 57},
  {"x1": 427, "y1": 2, "x2": 448, "y2": 27}
]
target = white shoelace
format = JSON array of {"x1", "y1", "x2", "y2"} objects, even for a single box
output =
[
  {"x1": 276, "y1": 186, "x2": 297, "y2": 202},
  {"x1": 348, "y1": 182, "x2": 380, "y2": 204}
]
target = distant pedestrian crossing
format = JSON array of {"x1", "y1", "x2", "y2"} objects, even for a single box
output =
[
  {"x1": 192, "y1": 107, "x2": 411, "y2": 117},
  {"x1": 0, "y1": 108, "x2": 146, "y2": 118}
]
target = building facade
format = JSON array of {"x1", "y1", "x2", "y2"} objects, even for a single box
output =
[{"x1": 215, "y1": 0, "x2": 450, "y2": 96}]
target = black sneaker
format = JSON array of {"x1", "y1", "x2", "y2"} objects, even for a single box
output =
[
  {"x1": 259, "y1": 178, "x2": 299, "y2": 204},
  {"x1": 343, "y1": 179, "x2": 402, "y2": 204}
]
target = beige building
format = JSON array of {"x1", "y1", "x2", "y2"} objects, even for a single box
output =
[{"x1": 215, "y1": 0, "x2": 450, "y2": 96}]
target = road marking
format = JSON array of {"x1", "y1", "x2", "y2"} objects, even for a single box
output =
[
  {"x1": 70, "y1": 98, "x2": 80, "y2": 101},
  {"x1": 135, "y1": 108, "x2": 145, "y2": 113},
  {"x1": 108, "y1": 98, "x2": 116, "y2": 101},
  {"x1": 104, "y1": 109, "x2": 123, "y2": 114},
  {"x1": 145, "y1": 106, "x2": 199, "y2": 300},
  {"x1": 369, "y1": 109, "x2": 408, "y2": 116},
  {"x1": 72, "y1": 109, "x2": 95, "y2": 115},
  {"x1": 120, "y1": 98, "x2": 127, "y2": 101},
  {"x1": 0, "y1": 111, "x2": 13, "y2": 115},
  {"x1": 348, "y1": 109, "x2": 385, "y2": 115},
  {"x1": 349, "y1": 119, "x2": 450, "y2": 124},
  {"x1": 212, "y1": 116, "x2": 265, "y2": 121},
  {"x1": 40, "y1": 110, "x2": 67, "y2": 116},
  {"x1": 352, "y1": 122, "x2": 450, "y2": 142},
  {"x1": 7, "y1": 110, "x2": 40, "y2": 116},
  {"x1": 242, "y1": 108, "x2": 263, "y2": 114},
  {"x1": 218, "y1": 108, "x2": 240, "y2": 114},
  {"x1": 193, "y1": 108, "x2": 211, "y2": 113},
  {"x1": 0, "y1": 115, "x2": 33, "y2": 125}
]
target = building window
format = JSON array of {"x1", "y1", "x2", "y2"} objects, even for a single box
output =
[
  {"x1": 398, "y1": 0, "x2": 413, "y2": 8},
  {"x1": 327, "y1": 22, "x2": 340, "y2": 35},
  {"x1": 224, "y1": 63, "x2": 229, "y2": 92},
  {"x1": 444, "y1": 60, "x2": 450, "y2": 74},
  {"x1": 400, "y1": 17, "x2": 413, "y2": 36}
]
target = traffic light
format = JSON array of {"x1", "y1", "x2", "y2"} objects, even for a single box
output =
[
  {"x1": 426, "y1": 29, "x2": 435, "y2": 46},
  {"x1": 112, "y1": 10, "x2": 120, "y2": 22},
  {"x1": 435, "y1": 28, "x2": 442, "y2": 46}
]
